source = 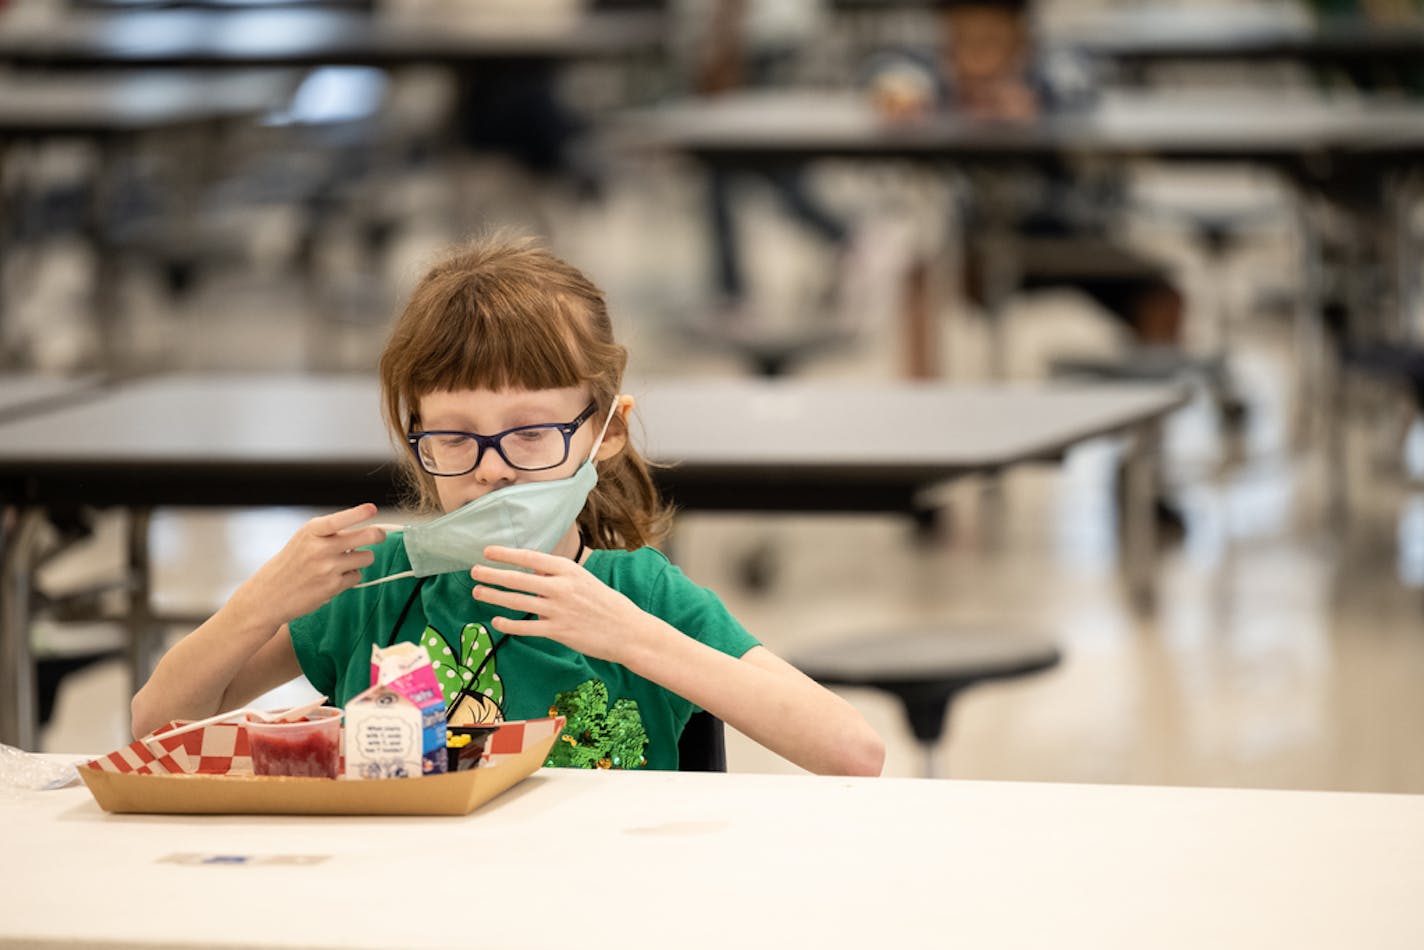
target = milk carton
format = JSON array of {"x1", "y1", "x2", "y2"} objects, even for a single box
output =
[{"x1": 343, "y1": 642, "x2": 448, "y2": 779}]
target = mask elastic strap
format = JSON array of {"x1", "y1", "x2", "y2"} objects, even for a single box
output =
[
  {"x1": 354, "y1": 569, "x2": 415, "y2": 589},
  {"x1": 584, "y1": 395, "x2": 628, "y2": 465},
  {"x1": 349, "y1": 524, "x2": 412, "y2": 588}
]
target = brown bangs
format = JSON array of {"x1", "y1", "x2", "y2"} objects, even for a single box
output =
[
  {"x1": 407, "y1": 288, "x2": 594, "y2": 398},
  {"x1": 381, "y1": 237, "x2": 622, "y2": 435}
]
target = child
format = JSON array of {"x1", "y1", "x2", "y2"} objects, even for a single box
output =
[{"x1": 131, "y1": 235, "x2": 885, "y2": 776}]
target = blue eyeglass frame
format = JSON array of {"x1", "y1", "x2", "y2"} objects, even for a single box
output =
[{"x1": 407, "y1": 401, "x2": 598, "y2": 476}]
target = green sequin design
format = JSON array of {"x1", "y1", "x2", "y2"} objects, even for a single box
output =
[
  {"x1": 421, "y1": 622, "x2": 502, "y2": 710},
  {"x1": 544, "y1": 679, "x2": 648, "y2": 770}
]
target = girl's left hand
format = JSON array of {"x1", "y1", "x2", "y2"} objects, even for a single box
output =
[{"x1": 471, "y1": 546, "x2": 650, "y2": 664}]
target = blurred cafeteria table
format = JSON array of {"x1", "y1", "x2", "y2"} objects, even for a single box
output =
[
  {"x1": 6, "y1": 767, "x2": 1423, "y2": 949},
  {"x1": 1057, "y1": 7, "x2": 1424, "y2": 74},
  {"x1": 0, "y1": 373, "x2": 1186, "y2": 749},
  {"x1": 0, "y1": 70, "x2": 296, "y2": 368},
  {"x1": 0, "y1": 374, "x2": 102, "y2": 423},
  {"x1": 619, "y1": 89, "x2": 1424, "y2": 374},
  {"x1": 0, "y1": 5, "x2": 665, "y2": 70},
  {"x1": 619, "y1": 89, "x2": 1424, "y2": 174},
  {"x1": 73, "y1": 0, "x2": 374, "y2": 10}
]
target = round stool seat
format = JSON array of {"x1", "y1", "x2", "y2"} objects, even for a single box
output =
[{"x1": 792, "y1": 629, "x2": 1061, "y2": 775}]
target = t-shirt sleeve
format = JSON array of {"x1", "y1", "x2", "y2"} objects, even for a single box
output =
[
  {"x1": 636, "y1": 551, "x2": 761, "y2": 660},
  {"x1": 287, "y1": 600, "x2": 342, "y2": 700}
]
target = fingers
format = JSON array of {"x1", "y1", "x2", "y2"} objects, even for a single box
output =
[
  {"x1": 339, "y1": 525, "x2": 388, "y2": 551},
  {"x1": 489, "y1": 614, "x2": 539, "y2": 637},
  {"x1": 310, "y1": 503, "x2": 378, "y2": 536},
  {"x1": 344, "y1": 548, "x2": 376, "y2": 571},
  {"x1": 470, "y1": 563, "x2": 552, "y2": 594},
  {"x1": 482, "y1": 545, "x2": 567, "y2": 574},
  {"x1": 473, "y1": 585, "x2": 543, "y2": 615}
]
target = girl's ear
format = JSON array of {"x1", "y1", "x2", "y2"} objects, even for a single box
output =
[{"x1": 595, "y1": 394, "x2": 633, "y2": 462}]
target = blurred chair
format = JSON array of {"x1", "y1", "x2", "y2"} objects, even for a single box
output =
[
  {"x1": 792, "y1": 627, "x2": 1061, "y2": 778},
  {"x1": 677, "y1": 710, "x2": 727, "y2": 772},
  {"x1": 996, "y1": 232, "x2": 1245, "y2": 425}
]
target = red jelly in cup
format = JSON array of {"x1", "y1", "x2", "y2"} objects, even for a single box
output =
[{"x1": 246, "y1": 707, "x2": 342, "y2": 779}]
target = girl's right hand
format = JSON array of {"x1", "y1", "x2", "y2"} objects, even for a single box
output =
[{"x1": 229, "y1": 502, "x2": 388, "y2": 629}]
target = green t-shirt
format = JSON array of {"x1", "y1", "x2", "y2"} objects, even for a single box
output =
[{"x1": 288, "y1": 536, "x2": 759, "y2": 771}]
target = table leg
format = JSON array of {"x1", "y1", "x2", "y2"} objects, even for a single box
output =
[
  {"x1": 0, "y1": 141, "x2": 12, "y2": 368},
  {"x1": 1291, "y1": 193, "x2": 1326, "y2": 453},
  {"x1": 902, "y1": 255, "x2": 939, "y2": 379},
  {"x1": 86, "y1": 137, "x2": 123, "y2": 370},
  {"x1": 0, "y1": 508, "x2": 46, "y2": 750},
  {"x1": 1122, "y1": 420, "x2": 1161, "y2": 615},
  {"x1": 126, "y1": 507, "x2": 160, "y2": 704},
  {"x1": 979, "y1": 219, "x2": 1020, "y2": 382}
]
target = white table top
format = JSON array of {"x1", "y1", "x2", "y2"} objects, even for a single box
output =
[
  {"x1": 637, "y1": 377, "x2": 1184, "y2": 471},
  {"x1": 0, "y1": 375, "x2": 95, "y2": 417},
  {"x1": 0, "y1": 70, "x2": 295, "y2": 137},
  {"x1": 619, "y1": 90, "x2": 1424, "y2": 161},
  {"x1": 0, "y1": 373, "x2": 1184, "y2": 472},
  {"x1": 3, "y1": 768, "x2": 1422, "y2": 949}
]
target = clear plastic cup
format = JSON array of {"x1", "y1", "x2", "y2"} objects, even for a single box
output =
[{"x1": 246, "y1": 707, "x2": 343, "y2": 779}]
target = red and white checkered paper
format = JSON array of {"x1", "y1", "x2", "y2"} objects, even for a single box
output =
[
  {"x1": 86, "y1": 716, "x2": 564, "y2": 776},
  {"x1": 86, "y1": 721, "x2": 251, "y2": 776},
  {"x1": 481, "y1": 716, "x2": 563, "y2": 769}
]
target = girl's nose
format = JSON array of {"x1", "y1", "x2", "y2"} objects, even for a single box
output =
[{"x1": 471, "y1": 444, "x2": 517, "y2": 485}]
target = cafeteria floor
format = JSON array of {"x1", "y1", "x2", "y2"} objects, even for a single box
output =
[{"x1": 23, "y1": 162, "x2": 1424, "y2": 792}]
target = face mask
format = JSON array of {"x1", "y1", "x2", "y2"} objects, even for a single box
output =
[{"x1": 359, "y1": 397, "x2": 624, "y2": 587}]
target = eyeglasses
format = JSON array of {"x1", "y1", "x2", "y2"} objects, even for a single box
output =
[{"x1": 407, "y1": 402, "x2": 598, "y2": 476}]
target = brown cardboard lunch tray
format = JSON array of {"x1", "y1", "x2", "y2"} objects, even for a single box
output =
[{"x1": 78, "y1": 716, "x2": 564, "y2": 817}]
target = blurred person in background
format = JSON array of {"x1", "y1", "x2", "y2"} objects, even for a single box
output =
[{"x1": 868, "y1": 0, "x2": 1187, "y2": 352}]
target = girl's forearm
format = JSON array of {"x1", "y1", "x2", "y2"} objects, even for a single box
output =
[
  {"x1": 619, "y1": 616, "x2": 885, "y2": 777},
  {"x1": 128, "y1": 600, "x2": 285, "y2": 738}
]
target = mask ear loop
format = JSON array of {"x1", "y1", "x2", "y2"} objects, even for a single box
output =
[
  {"x1": 355, "y1": 525, "x2": 416, "y2": 588},
  {"x1": 356, "y1": 568, "x2": 416, "y2": 589},
  {"x1": 585, "y1": 394, "x2": 631, "y2": 465}
]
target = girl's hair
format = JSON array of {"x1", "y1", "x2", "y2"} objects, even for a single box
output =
[{"x1": 378, "y1": 234, "x2": 672, "y2": 550}]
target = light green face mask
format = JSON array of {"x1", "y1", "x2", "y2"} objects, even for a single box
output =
[{"x1": 361, "y1": 398, "x2": 623, "y2": 586}]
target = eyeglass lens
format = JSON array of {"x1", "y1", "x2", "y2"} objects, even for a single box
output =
[{"x1": 418, "y1": 426, "x2": 568, "y2": 475}]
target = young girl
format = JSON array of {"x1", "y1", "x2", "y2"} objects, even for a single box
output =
[{"x1": 131, "y1": 235, "x2": 885, "y2": 776}]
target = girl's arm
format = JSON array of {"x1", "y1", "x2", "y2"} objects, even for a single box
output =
[
  {"x1": 129, "y1": 503, "x2": 385, "y2": 738},
  {"x1": 624, "y1": 631, "x2": 886, "y2": 777},
  {"x1": 472, "y1": 547, "x2": 886, "y2": 776},
  {"x1": 129, "y1": 618, "x2": 302, "y2": 739}
]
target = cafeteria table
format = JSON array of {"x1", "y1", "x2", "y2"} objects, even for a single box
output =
[
  {"x1": 0, "y1": 373, "x2": 1187, "y2": 749},
  {"x1": 2, "y1": 764, "x2": 1421, "y2": 949},
  {"x1": 0, "y1": 5, "x2": 665, "y2": 70},
  {"x1": 1058, "y1": 7, "x2": 1424, "y2": 75},
  {"x1": 0, "y1": 70, "x2": 297, "y2": 368},
  {"x1": 616, "y1": 89, "x2": 1424, "y2": 385},
  {"x1": 0, "y1": 374, "x2": 103, "y2": 423}
]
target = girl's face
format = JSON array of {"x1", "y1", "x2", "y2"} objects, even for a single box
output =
[{"x1": 417, "y1": 386, "x2": 617, "y2": 513}]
